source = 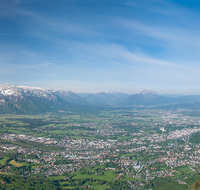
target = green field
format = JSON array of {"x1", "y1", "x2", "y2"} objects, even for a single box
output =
[
  {"x1": 0, "y1": 157, "x2": 9, "y2": 166},
  {"x1": 74, "y1": 170, "x2": 116, "y2": 181},
  {"x1": 10, "y1": 159, "x2": 23, "y2": 167},
  {"x1": 122, "y1": 177, "x2": 146, "y2": 182},
  {"x1": 175, "y1": 166, "x2": 195, "y2": 174},
  {"x1": 91, "y1": 184, "x2": 111, "y2": 190}
]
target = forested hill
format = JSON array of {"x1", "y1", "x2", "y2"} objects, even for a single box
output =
[
  {"x1": 189, "y1": 132, "x2": 200, "y2": 143},
  {"x1": 0, "y1": 174, "x2": 61, "y2": 189}
]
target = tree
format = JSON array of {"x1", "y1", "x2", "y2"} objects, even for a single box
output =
[{"x1": 192, "y1": 181, "x2": 200, "y2": 190}]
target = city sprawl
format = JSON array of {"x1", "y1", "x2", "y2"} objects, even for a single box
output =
[{"x1": 0, "y1": 108, "x2": 200, "y2": 189}]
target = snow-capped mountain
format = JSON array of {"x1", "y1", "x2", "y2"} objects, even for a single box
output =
[
  {"x1": 122, "y1": 89, "x2": 188, "y2": 106},
  {"x1": 0, "y1": 84, "x2": 22, "y2": 96},
  {"x1": 0, "y1": 84, "x2": 90, "y2": 114},
  {"x1": 0, "y1": 84, "x2": 88, "y2": 102},
  {"x1": 139, "y1": 90, "x2": 158, "y2": 98},
  {"x1": 1, "y1": 84, "x2": 200, "y2": 113}
]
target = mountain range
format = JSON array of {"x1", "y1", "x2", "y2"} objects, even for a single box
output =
[
  {"x1": 79, "y1": 92, "x2": 130, "y2": 105},
  {"x1": 0, "y1": 84, "x2": 200, "y2": 114},
  {"x1": 0, "y1": 84, "x2": 88, "y2": 114},
  {"x1": 122, "y1": 90, "x2": 200, "y2": 106}
]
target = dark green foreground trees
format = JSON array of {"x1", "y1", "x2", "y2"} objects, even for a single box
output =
[
  {"x1": 192, "y1": 181, "x2": 200, "y2": 190},
  {"x1": 0, "y1": 174, "x2": 61, "y2": 190}
]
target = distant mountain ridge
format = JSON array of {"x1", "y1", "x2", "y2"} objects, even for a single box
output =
[
  {"x1": 1, "y1": 84, "x2": 200, "y2": 114},
  {"x1": 122, "y1": 90, "x2": 172, "y2": 106},
  {"x1": 79, "y1": 92, "x2": 130, "y2": 105},
  {"x1": 122, "y1": 90, "x2": 200, "y2": 106},
  {"x1": 161, "y1": 93, "x2": 184, "y2": 98}
]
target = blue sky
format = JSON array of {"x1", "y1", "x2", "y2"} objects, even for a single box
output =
[{"x1": 1, "y1": 0, "x2": 200, "y2": 94}]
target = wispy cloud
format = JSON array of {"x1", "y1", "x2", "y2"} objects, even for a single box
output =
[
  {"x1": 16, "y1": 62, "x2": 53, "y2": 69},
  {"x1": 0, "y1": 62, "x2": 52, "y2": 71},
  {"x1": 59, "y1": 41, "x2": 191, "y2": 70},
  {"x1": 9, "y1": 6, "x2": 103, "y2": 40},
  {"x1": 117, "y1": 19, "x2": 200, "y2": 46}
]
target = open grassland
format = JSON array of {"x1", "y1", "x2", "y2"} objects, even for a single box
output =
[
  {"x1": 0, "y1": 157, "x2": 9, "y2": 165},
  {"x1": 113, "y1": 173, "x2": 122, "y2": 181},
  {"x1": 0, "y1": 171, "x2": 8, "y2": 175},
  {"x1": 91, "y1": 184, "x2": 111, "y2": 190},
  {"x1": 122, "y1": 176, "x2": 146, "y2": 182},
  {"x1": 176, "y1": 166, "x2": 195, "y2": 174},
  {"x1": 85, "y1": 165, "x2": 104, "y2": 172},
  {"x1": 74, "y1": 170, "x2": 116, "y2": 181},
  {"x1": 52, "y1": 176, "x2": 112, "y2": 190},
  {"x1": 9, "y1": 159, "x2": 23, "y2": 167}
]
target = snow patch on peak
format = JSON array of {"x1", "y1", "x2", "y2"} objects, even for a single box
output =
[
  {"x1": 109, "y1": 91, "x2": 117, "y2": 94},
  {"x1": 1, "y1": 89, "x2": 14, "y2": 95},
  {"x1": 139, "y1": 90, "x2": 158, "y2": 98},
  {"x1": 0, "y1": 84, "x2": 16, "y2": 96},
  {"x1": 0, "y1": 84, "x2": 14, "y2": 90},
  {"x1": 140, "y1": 90, "x2": 157, "y2": 95},
  {"x1": 18, "y1": 85, "x2": 45, "y2": 91}
]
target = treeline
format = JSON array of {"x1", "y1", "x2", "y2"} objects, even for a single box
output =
[
  {"x1": 10, "y1": 139, "x2": 63, "y2": 151},
  {"x1": 0, "y1": 174, "x2": 61, "y2": 190},
  {"x1": 61, "y1": 177, "x2": 130, "y2": 189},
  {"x1": 7, "y1": 118, "x2": 53, "y2": 128},
  {"x1": 189, "y1": 132, "x2": 200, "y2": 143},
  {"x1": 145, "y1": 177, "x2": 187, "y2": 190}
]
